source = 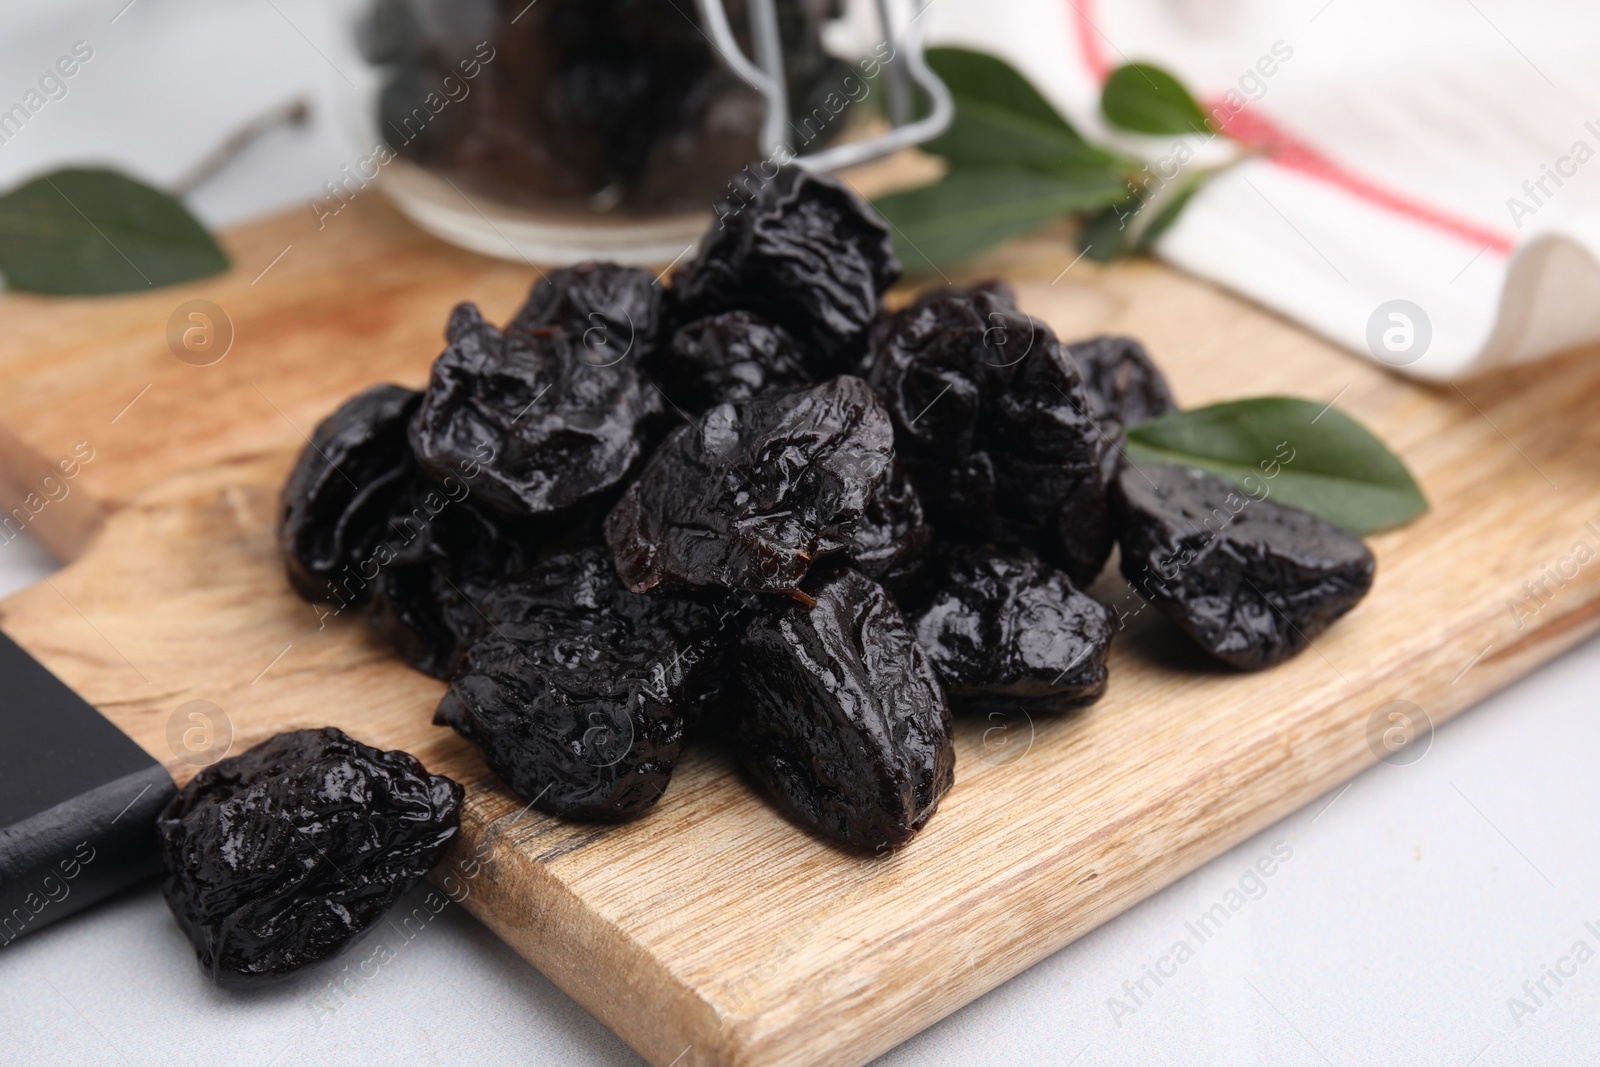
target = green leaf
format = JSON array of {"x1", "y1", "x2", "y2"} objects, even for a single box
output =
[
  {"x1": 1123, "y1": 397, "x2": 1428, "y2": 535},
  {"x1": 0, "y1": 167, "x2": 229, "y2": 295},
  {"x1": 1102, "y1": 63, "x2": 1212, "y2": 136},
  {"x1": 1079, "y1": 166, "x2": 1213, "y2": 262},
  {"x1": 923, "y1": 48, "x2": 1129, "y2": 175},
  {"x1": 926, "y1": 47, "x2": 1077, "y2": 129},
  {"x1": 874, "y1": 167, "x2": 1133, "y2": 275}
]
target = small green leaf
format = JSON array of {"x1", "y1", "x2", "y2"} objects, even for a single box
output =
[
  {"x1": 1102, "y1": 63, "x2": 1212, "y2": 136},
  {"x1": 0, "y1": 167, "x2": 229, "y2": 295},
  {"x1": 1124, "y1": 397, "x2": 1428, "y2": 535},
  {"x1": 874, "y1": 168, "x2": 1133, "y2": 275},
  {"x1": 924, "y1": 49, "x2": 1129, "y2": 176}
]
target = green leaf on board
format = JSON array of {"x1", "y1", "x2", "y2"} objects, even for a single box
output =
[
  {"x1": 1079, "y1": 166, "x2": 1213, "y2": 261},
  {"x1": 0, "y1": 167, "x2": 229, "y2": 295},
  {"x1": 926, "y1": 47, "x2": 1081, "y2": 131},
  {"x1": 1102, "y1": 63, "x2": 1213, "y2": 136},
  {"x1": 874, "y1": 167, "x2": 1133, "y2": 275},
  {"x1": 1123, "y1": 397, "x2": 1428, "y2": 535},
  {"x1": 923, "y1": 48, "x2": 1127, "y2": 175}
]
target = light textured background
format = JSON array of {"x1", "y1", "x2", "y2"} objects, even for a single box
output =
[{"x1": 1, "y1": 3, "x2": 1596, "y2": 1065}]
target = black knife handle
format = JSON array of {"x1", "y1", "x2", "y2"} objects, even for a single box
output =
[{"x1": 0, "y1": 631, "x2": 177, "y2": 946}]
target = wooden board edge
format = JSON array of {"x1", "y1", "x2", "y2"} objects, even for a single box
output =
[
  {"x1": 0, "y1": 418, "x2": 101, "y2": 561},
  {"x1": 438, "y1": 788, "x2": 735, "y2": 1067}
]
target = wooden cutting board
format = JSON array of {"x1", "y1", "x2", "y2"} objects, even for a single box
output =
[{"x1": 3, "y1": 189, "x2": 1599, "y2": 1067}]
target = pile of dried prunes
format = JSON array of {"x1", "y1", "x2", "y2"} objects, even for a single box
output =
[{"x1": 278, "y1": 166, "x2": 1377, "y2": 854}]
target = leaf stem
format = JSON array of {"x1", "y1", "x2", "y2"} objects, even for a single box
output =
[{"x1": 171, "y1": 97, "x2": 312, "y2": 197}]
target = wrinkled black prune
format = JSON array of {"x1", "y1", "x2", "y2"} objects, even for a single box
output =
[
  {"x1": 157, "y1": 727, "x2": 462, "y2": 986},
  {"x1": 279, "y1": 384, "x2": 421, "y2": 607},
  {"x1": 1115, "y1": 463, "x2": 1376, "y2": 670},
  {"x1": 733, "y1": 569, "x2": 954, "y2": 851},
  {"x1": 672, "y1": 167, "x2": 900, "y2": 371},
  {"x1": 865, "y1": 286, "x2": 1112, "y2": 586},
  {"x1": 434, "y1": 548, "x2": 723, "y2": 820},
  {"x1": 914, "y1": 549, "x2": 1112, "y2": 711},
  {"x1": 847, "y1": 458, "x2": 933, "y2": 592},
  {"x1": 1067, "y1": 336, "x2": 1178, "y2": 498},
  {"x1": 1066, "y1": 335, "x2": 1176, "y2": 432},
  {"x1": 606, "y1": 376, "x2": 895, "y2": 596},
  {"x1": 652, "y1": 311, "x2": 814, "y2": 410},
  {"x1": 509, "y1": 262, "x2": 663, "y2": 365},
  {"x1": 360, "y1": 481, "x2": 540, "y2": 679},
  {"x1": 410, "y1": 303, "x2": 661, "y2": 517}
]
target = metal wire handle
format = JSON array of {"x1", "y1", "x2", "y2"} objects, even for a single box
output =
[{"x1": 693, "y1": 0, "x2": 954, "y2": 172}]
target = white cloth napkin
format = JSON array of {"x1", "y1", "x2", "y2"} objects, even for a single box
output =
[{"x1": 923, "y1": 0, "x2": 1600, "y2": 380}]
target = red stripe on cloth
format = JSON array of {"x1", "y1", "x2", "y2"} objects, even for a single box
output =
[
  {"x1": 1066, "y1": 0, "x2": 1111, "y2": 82},
  {"x1": 1209, "y1": 102, "x2": 1515, "y2": 255},
  {"x1": 1066, "y1": 0, "x2": 1514, "y2": 255}
]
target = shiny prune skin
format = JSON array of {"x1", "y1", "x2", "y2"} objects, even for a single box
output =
[
  {"x1": 364, "y1": 561, "x2": 490, "y2": 680},
  {"x1": 865, "y1": 286, "x2": 1111, "y2": 586},
  {"x1": 361, "y1": 485, "x2": 539, "y2": 680},
  {"x1": 409, "y1": 302, "x2": 661, "y2": 518},
  {"x1": 914, "y1": 548, "x2": 1112, "y2": 711},
  {"x1": 672, "y1": 167, "x2": 900, "y2": 371},
  {"x1": 653, "y1": 311, "x2": 814, "y2": 411},
  {"x1": 434, "y1": 548, "x2": 723, "y2": 820},
  {"x1": 733, "y1": 569, "x2": 954, "y2": 851},
  {"x1": 847, "y1": 458, "x2": 933, "y2": 592},
  {"x1": 1114, "y1": 463, "x2": 1376, "y2": 670},
  {"x1": 1066, "y1": 335, "x2": 1176, "y2": 432},
  {"x1": 605, "y1": 376, "x2": 895, "y2": 597},
  {"x1": 279, "y1": 384, "x2": 421, "y2": 606},
  {"x1": 509, "y1": 262, "x2": 663, "y2": 365},
  {"x1": 157, "y1": 727, "x2": 462, "y2": 986}
]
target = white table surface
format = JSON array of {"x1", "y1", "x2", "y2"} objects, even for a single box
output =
[{"x1": 2, "y1": 4, "x2": 1596, "y2": 1065}]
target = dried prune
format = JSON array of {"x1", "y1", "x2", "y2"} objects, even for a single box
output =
[
  {"x1": 733, "y1": 569, "x2": 954, "y2": 851},
  {"x1": 672, "y1": 167, "x2": 899, "y2": 371},
  {"x1": 1115, "y1": 463, "x2": 1376, "y2": 669},
  {"x1": 360, "y1": 481, "x2": 540, "y2": 679},
  {"x1": 847, "y1": 458, "x2": 933, "y2": 591},
  {"x1": 652, "y1": 311, "x2": 813, "y2": 410},
  {"x1": 157, "y1": 727, "x2": 462, "y2": 986},
  {"x1": 864, "y1": 287, "x2": 999, "y2": 460},
  {"x1": 279, "y1": 384, "x2": 421, "y2": 607},
  {"x1": 434, "y1": 548, "x2": 723, "y2": 820},
  {"x1": 509, "y1": 262, "x2": 663, "y2": 365},
  {"x1": 605, "y1": 376, "x2": 895, "y2": 597},
  {"x1": 1067, "y1": 335, "x2": 1176, "y2": 432},
  {"x1": 864, "y1": 286, "x2": 1112, "y2": 586},
  {"x1": 914, "y1": 549, "x2": 1112, "y2": 711},
  {"x1": 410, "y1": 302, "x2": 661, "y2": 518}
]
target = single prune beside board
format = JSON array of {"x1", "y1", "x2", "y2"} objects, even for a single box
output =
[
  {"x1": 733, "y1": 569, "x2": 955, "y2": 851},
  {"x1": 606, "y1": 376, "x2": 896, "y2": 597},
  {"x1": 652, "y1": 311, "x2": 814, "y2": 411},
  {"x1": 509, "y1": 262, "x2": 663, "y2": 365},
  {"x1": 435, "y1": 548, "x2": 723, "y2": 820},
  {"x1": 914, "y1": 549, "x2": 1112, "y2": 711},
  {"x1": 410, "y1": 302, "x2": 661, "y2": 518},
  {"x1": 1114, "y1": 463, "x2": 1376, "y2": 670},
  {"x1": 157, "y1": 727, "x2": 462, "y2": 986},
  {"x1": 672, "y1": 166, "x2": 900, "y2": 371},
  {"x1": 865, "y1": 286, "x2": 1112, "y2": 586},
  {"x1": 279, "y1": 384, "x2": 421, "y2": 607}
]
